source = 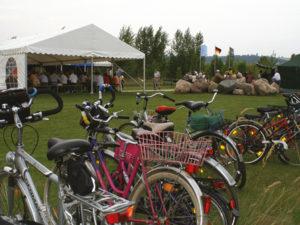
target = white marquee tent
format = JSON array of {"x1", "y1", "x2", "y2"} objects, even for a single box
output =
[{"x1": 0, "y1": 24, "x2": 145, "y2": 92}]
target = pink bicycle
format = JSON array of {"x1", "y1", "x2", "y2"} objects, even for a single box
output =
[{"x1": 74, "y1": 101, "x2": 210, "y2": 225}]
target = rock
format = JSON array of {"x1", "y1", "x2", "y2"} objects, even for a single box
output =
[
  {"x1": 191, "y1": 80, "x2": 209, "y2": 93},
  {"x1": 233, "y1": 89, "x2": 244, "y2": 95},
  {"x1": 236, "y1": 82, "x2": 254, "y2": 95},
  {"x1": 208, "y1": 81, "x2": 218, "y2": 93},
  {"x1": 218, "y1": 80, "x2": 237, "y2": 94},
  {"x1": 253, "y1": 79, "x2": 277, "y2": 95},
  {"x1": 236, "y1": 77, "x2": 246, "y2": 84},
  {"x1": 212, "y1": 74, "x2": 224, "y2": 84},
  {"x1": 175, "y1": 79, "x2": 192, "y2": 93},
  {"x1": 271, "y1": 82, "x2": 280, "y2": 94}
]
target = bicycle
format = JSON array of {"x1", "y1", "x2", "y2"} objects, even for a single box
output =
[
  {"x1": 228, "y1": 93, "x2": 300, "y2": 165},
  {"x1": 117, "y1": 91, "x2": 240, "y2": 224},
  {"x1": 45, "y1": 94, "x2": 207, "y2": 224},
  {"x1": 0, "y1": 88, "x2": 134, "y2": 225}
]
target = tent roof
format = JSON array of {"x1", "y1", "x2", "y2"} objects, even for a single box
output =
[
  {"x1": 0, "y1": 24, "x2": 144, "y2": 63},
  {"x1": 279, "y1": 54, "x2": 300, "y2": 67}
]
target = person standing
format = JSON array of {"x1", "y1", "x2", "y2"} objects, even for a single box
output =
[
  {"x1": 39, "y1": 73, "x2": 49, "y2": 86},
  {"x1": 272, "y1": 69, "x2": 281, "y2": 85},
  {"x1": 153, "y1": 71, "x2": 161, "y2": 90},
  {"x1": 69, "y1": 71, "x2": 78, "y2": 93}
]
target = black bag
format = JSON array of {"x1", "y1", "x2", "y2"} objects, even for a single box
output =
[
  {"x1": 0, "y1": 88, "x2": 30, "y2": 124},
  {"x1": 66, "y1": 158, "x2": 94, "y2": 196}
]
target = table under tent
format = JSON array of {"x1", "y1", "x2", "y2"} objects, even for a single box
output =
[{"x1": 0, "y1": 24, "x2": 145, "y2": 92}]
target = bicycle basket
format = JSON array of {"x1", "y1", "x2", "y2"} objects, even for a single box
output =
[
  {"x1": 190, "y1": 111, "x2": 224, "y2": 131},
  {"x1": 137, "y1": 131, "x2": 211, "y2": 166},
  {"x1": 0, "y1": 88, "x2": 30, "y2": 124}
]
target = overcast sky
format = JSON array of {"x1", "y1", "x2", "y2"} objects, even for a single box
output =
[{"x1": 0, "y1": 0, "x2": 299, "y2": 57}]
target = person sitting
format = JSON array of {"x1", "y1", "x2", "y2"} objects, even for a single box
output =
[
  {"x1": 112, "y1": 73, "x2": 120, "y2": 91},
  {"x1": 29, "y1": 72, "x2": 41, "y2": 87},
  {"x1": 212, "y1": 70, "x2": 224, "y2": 84},
  {"x1": 39, "y1": 73, "x2": 49, "y2": 86},
  {"x1": 60, "y1": 73, "x2": 68, "y2": 85},
  {"x1": 69, "y1": 72, "x2": 78, "y2": 84},
  {"x1": 50, "y1": 73, "x2": 60, "y2": 84},
  {"x1": 272, "y1": 69, "x2": 281, "y2": 85},
  {"x1": 103, "y1": 70, "x2": 111, "y2": 85}
]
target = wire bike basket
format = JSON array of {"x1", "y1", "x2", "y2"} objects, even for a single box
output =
[{"x1": 137, "y1": 131, "x2": 211, "y2": 166}]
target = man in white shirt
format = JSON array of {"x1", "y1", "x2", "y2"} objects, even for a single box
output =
[
  {"x1": 60, "y1": 73, "x2": 68, "y2": 85},
  {"x1": 39, "y1": 73, "x2": 49, "y2": 85},
  {"x1": 153, "y1": 71, "x2": 161, "y2": 90},
  {"x1": 272, "y1": 69, "x2": 281, "y2": 85},
  {"x1": 50, "y1": 73, "x2": 60, "y2": 84},
  {"x1": 69, "y1": 72, "x2": 78, "y2": 84}
]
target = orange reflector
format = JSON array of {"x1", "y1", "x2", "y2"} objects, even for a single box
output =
[
  {"x1": 126, "y1": 206, "x2": 134, "y2": 218},
  {"x1": 163, "y1": 183, "x2": 174, "y2": 192}
]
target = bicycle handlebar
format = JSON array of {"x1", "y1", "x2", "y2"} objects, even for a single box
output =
[
  {"x1": 0, "y1": 88, "x2": 63, "y2": 125},
  {"x1": 136, "y1": 92, "x2": 175, "y2": 104}
]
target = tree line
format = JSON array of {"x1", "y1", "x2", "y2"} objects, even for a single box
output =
[{"x1": 117, "y1": 25, "x2": 282, "y2": 80}]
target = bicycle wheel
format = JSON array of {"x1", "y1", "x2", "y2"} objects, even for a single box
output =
[
  {"x1": 105, "y1": 149, "x2": 235, "y2": 224},
  {"x1": 201, "y1": 187, "x2": 230, "y2": 225},
  {"x1": 0, "y1": 170, "x2": 34, "y2": 224},
  {"x1": 192, "y1": 131, "x2": 247, "y2": 189},
  {"x1": 278, "y1": 134, "x2": 300, "y2": 166},
  {"x1": 128, "y1": 169, "x2": 203, "y2": 225},
  {"x1": 228, "y1": 120, "x2": 269, "y2": 164},
  {"x1": 195, "y1": 160, "x2": 239, "y2": 225}
]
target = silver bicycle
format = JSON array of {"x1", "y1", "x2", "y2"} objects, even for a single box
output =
[{"x1": 0, "y1": 88, "x2": 133, "y2": 225}]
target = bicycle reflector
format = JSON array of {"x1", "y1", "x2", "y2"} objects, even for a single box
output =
[
  {"x1": 185, "y1": 164, "x2": 199, "y2": 175},
  {"x1": 203, "y1": 196, "x2": 212, "y2": 215},
  {"x1": 105, "y1": 206, "x2": 134, "y2": 224}
]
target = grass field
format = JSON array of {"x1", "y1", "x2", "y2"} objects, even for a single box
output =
[{"x1": 1, "y1": 91, "x2": 300, "y2": 225}]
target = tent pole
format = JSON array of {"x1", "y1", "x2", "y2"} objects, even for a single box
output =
[
  {"x1": 143, "y1": 57, "x2": 146, "y2": 92},
  {"x1": 90, "y1": 57, "x2": 94, "y2": 94},
  {"x1": 24, "y1": 53, "x2": 28, "y2": 89}
]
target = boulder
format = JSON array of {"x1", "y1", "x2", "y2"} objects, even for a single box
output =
[
  {"x1": 191, "y1": 80, "x2": 209, "y2": 93},
  {"x1": 208, "y1": 81, "x2": 218, "y2": 93},
  {"x1": 236, "y1": 77, "x2": 246, "y2": 84},
  {"x1": 236, "y1": 82, "x2": 255, "y2": 95},
  {"x1": 175, "y1": 79, "x2": 192, "y2": 93},
  {"x1": 271, "y1": 82, "x2": 280, "y2": 94},
  {"x1": 233, "y1": 89, "x2": 244, "y2": 95},
  {"x1": 253, "y1": 79, "x2": 277, "y2": 96},
  {"x1": 218, "y1": 80, "x2": 237, "y2": 94},
  {"x1": 212, "y1": 74, "x2": 224, "y2": 84}
]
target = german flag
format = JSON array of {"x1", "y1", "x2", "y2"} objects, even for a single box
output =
[{"x1": 215, "y1": 46, "x2": 222, "y2": 55}]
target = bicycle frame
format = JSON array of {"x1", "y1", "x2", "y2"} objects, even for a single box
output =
[
  {"x1": 86, "y1": 134, "x2": 164, "y2": 224},
  {"x1": 3, "y1": 112, "x2": 58, "y2": 224}
]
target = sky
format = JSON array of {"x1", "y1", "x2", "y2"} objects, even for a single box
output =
[{"x1": 0, "y1": 0, "x2": 299, "y2": 57}]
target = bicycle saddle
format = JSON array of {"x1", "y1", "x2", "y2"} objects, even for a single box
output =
[
  {"x1": 142, "y1": 121, "x2": 174, "y2": 133},
  {"x1": 257, "y1": 107, "x2": 278, "y2": 114},
  {"x1": 47, "y1": 138, "x2": 90, "y2": 160},
  {"x1": 155, "y1": 105, "x2": 176, "y2": 116},
  {"x1": 175, "y1": 101, "x2": 207, "y2": 111}
]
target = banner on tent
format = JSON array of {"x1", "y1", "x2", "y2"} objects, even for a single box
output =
[{"x1": 0, "y1": 54, "x2": 27, "y2": 90}]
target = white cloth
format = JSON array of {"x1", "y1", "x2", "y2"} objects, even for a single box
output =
[
  {"x1": 98, "y1": 75, "x2": 104, "y2": 85},
  {"x1": 60, "y1": 74, "x2": 68, "y2": 84},
  {"x1": 39, "y1": 74, "x2": 48, "y2": 83},
  {"x1": 154, "y1": 71, "x2": 160, "y2": 78},
  {"x1": 272, "y1": 72, "x2": 281, "y2": 81},
  {"x1": 50, "y1": 73, "x2": 60, "y2": 83},
  {"x1": 69, "y1": 73, "x2": 78, "y2": 84}
]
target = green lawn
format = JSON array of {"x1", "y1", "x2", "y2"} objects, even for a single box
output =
[{"x1": 1, "y1": 92, "x2": 299, "y2": 225}]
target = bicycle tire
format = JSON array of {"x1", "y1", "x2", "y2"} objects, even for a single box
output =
[
  {"x1": 228, "y1": 120, "x2": 270, "y2": 164},
  {"x1": 0, "y1": 170, "x2": 35, "y2": 224},
  {"x1": 201, "y1": 187, "x2": 231, "y2": 225},
  {"x1": 277, "y1": 135, "x2": 300, "y2": 166},
  {"x1": 128, "y1": 169, "x2": 203, "y2": 225},
  {"x1": 191, "y1": 130, "x2": 247, "y2": 189}
]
